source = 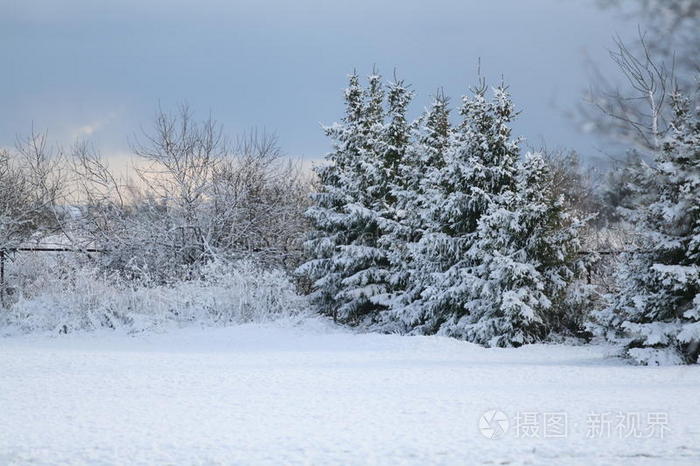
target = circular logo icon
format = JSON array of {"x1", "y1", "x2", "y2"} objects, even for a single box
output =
[{"x1": 479, "y1": 410, "x2": 509, "y2": 439}]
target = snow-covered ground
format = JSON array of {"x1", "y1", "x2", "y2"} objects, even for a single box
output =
[{"x1": 1, "y1": 320, "x2": 699, "y2": 465}]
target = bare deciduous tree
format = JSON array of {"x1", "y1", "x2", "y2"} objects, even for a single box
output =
[
  {"x1": 579, "y1": 33, "x2": 677, "y2": 157},
  {"x1": 580, "y1": 1, "x2": 700, "y2": 159},
  {"x1": 71, "y1": 105, "x2": 310, "y2": 281},
  {"x1": 209, "y1": 130, "x2": 310, "y2": 268},
  {"x1": 598, "y1": 0, "x2": 700, "y2": 81},
  {"x1": 0, "y1": 130, "x2": 65, "y2": 251}
]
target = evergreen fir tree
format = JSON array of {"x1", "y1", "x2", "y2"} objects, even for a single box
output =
[
  {"x1": 447, "y1": 152, "x2": 584, "y2": 346},
  {"x1": 300, "y1": 71, "x2": 410, "y2": 325},
  {"x1": 297, "y1": 72, "x2": 366, "y2": 319},
  {"x1": 369, "y1": 77, "x2": 416, "y2": 314},
  {"x1": 329, "y1": 72, "x2": 389, "y2": 323},
  {"x1": 416, "y1": 82, "x2": 522, "y2": 335},
  {"x1": 302, "y1": 72, "x2": 589, "y2": 342},
  {"x1": 382, "y1": 92, "x2": 452, "y2": 332},
  {"x1": 604, "y1": 93, "x2": 700, "y2": 365}
]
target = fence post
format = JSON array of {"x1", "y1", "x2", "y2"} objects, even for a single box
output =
[{"x1": 0, "y1": 249, "x2": 5, "y2": 307}]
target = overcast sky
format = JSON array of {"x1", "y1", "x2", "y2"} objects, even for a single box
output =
[{"x1": 2, "y1": 0, "x2": 639, "y2": 162}]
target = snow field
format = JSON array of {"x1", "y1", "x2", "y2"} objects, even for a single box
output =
[{"x1": 1, "y1": 321, "x2": 699, "y2": 465}]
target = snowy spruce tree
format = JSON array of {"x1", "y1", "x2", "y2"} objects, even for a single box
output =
[
  {"x1": 302, "y1": 72, "x2": 588, "y2": 342},
  {"x1": 369, "y1": 77, "x2": 416, "y2": 314},
  {"x1": 397, "y1": 81, "x2": 584, "y2": 345},
  {"x1": 381, "y1": 92, "x2": 453, "y2": 332},
  {"x1": 449, "y1": 152, "x2": 585, "y2": 346},
  {"x1": 410, "y1": 82, "x2": 522, "y2": 336},
  {"x1": 299, "y1": 71, "x2": 412, "y2": 324},
  {"x1": 329, "y1": 71, "x2": 392, "y2": 323},
  {"x1": 603, "y1": 93, "x2": 700, "y2": 365},
  {"x1": 298, "y1": 72, "x2": 367, "y2": 320}
]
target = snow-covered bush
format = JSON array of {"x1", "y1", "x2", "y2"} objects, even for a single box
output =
[{"x1": 0, "y1": 254, "x2": 309, "y2": 335}]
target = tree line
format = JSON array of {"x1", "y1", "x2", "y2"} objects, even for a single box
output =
[
  {"x1": 1, "y1": 32, "x2": 698, "y2": 364},
  {"x1": 298, "y1": 57, "x2": 698, "y2": 364}
]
